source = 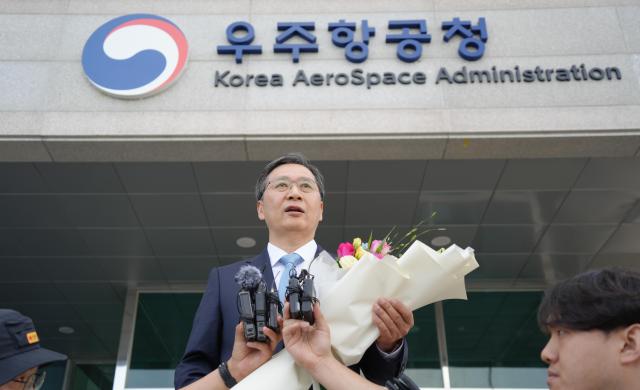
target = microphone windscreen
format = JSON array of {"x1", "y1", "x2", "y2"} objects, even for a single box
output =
[{"x1": 234, "y1": 265, "x2": 262, "y2": 290}]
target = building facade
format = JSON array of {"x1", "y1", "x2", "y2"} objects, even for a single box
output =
[{"x1": 1, "y1": 1, "x2": 639, "y2": 389}]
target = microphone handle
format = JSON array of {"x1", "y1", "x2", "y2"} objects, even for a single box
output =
[
  {"x1": 238, "y1": 289, "x2": 257, "y2": 341},
  {"x1": 287, "y1": 275, "x2": 302, "y2": 319},
  {"x1": 266, "y1": 291, "x2": 280, "y2": 331},
  {"x1": 301, "y1": 277, "x2": 315, "y2": 325},
  {"x1": 255, "y1": 289, "x2": 267, "y2": 342}
]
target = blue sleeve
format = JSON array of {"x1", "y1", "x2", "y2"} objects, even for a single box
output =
[{"x1": 174, "y1": 268, "x2": 222, "y2": 389}]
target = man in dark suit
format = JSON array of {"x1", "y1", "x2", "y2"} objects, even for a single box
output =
[{"x1": 175, "y1": 153, "x2": 414, "y2": 389}]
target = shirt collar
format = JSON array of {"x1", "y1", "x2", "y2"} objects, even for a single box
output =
[{"x1": 268, "y1": 240, "x2": 317, "y2": 267}]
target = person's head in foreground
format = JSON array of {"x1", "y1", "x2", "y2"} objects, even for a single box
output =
[
  {"x1": 0, "y1": 309, "x2": 67, "y2": 390},
  {"x1": 537, "y1": 267, "x2": 640, "y2": 390}
]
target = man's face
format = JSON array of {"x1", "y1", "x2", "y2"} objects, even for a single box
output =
[
  {"x1": 540, "y1": 326, "x2": 622, "y2": 390},
  {"x1": 257, "y1": 163, "x2": 323, "y2": 239},
  {"x1": 0, "y1": 367, "x2": 38, "y2": 390}
]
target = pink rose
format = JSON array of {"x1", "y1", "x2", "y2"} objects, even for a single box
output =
[
  {"x1": 370, "y1": 240, "x2": 391, "y2": 259},
  {"x1": 337, "y1": 242, "x2": 355, "y2": 258}
]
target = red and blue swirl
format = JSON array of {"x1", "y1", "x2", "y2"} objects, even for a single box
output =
[{"x1": 82, "y1": 14, "x2": 188, "y2": 98}]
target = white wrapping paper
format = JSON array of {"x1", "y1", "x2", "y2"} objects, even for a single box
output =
[{"x1": 234, "y1": 241, "x2": 479, "y2": 390}]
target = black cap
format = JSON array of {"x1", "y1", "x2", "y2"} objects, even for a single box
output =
[{"x1": 0, "y1": 309, "x2": 67, "y2": 385}]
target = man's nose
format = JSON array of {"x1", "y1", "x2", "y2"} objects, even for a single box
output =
[
  {"x1": 286, "y1": 184, "x2": 303, "y2": 198},
  {"x1": 540, "y1": 339, "x2": 556, "y2": 364}
]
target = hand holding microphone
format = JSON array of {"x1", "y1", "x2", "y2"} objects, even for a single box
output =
[
  {"x1": 227, "y1": 311, "x2": 281, "y2": 383},
  {"x1": 227, "y1": 265, "x2": 282, "y2": 384}
]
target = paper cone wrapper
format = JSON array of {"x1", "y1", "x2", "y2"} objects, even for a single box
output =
[
  {"x1": 234, "y1": 241, "x2": 478, "y2": 390},
  {"x1": 323, "y1": 241, "x2": 478, "y2": 365}
]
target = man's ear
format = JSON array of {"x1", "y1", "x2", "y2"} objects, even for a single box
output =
[
  {"x1": 620, "y1": 323, "x2": 640, "y2": 364},
  {"x1": 319, "y1": 201, "x2": 323, "y2": 222},
  {"x1": 257, "y1": 200, "x2": 265, "y2": 221}
]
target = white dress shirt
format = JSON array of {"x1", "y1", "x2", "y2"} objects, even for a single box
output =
[{"x1": 268, "y1": 239, "x2": 317, "y2": 287}]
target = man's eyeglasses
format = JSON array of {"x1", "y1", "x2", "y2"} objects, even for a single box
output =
[
  {"x1": 266, "y1": 178, "x2": 318, "y2": 194},
  {"x1": 12, "y1": 371, "x2": 46, "y2": 390}
]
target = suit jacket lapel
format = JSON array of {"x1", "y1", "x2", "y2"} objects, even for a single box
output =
[{"x1": 250, "y1": 247, "x2": 274, "y2": 290}]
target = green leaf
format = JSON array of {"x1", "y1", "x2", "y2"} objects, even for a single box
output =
[{"x1": 383, "y1": 225, "x2": 396, "y2": 244}]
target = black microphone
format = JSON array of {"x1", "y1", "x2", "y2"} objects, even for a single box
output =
[
  {"x1": 266, "y1": 283, "x2": 281, "y2": 332},
  {"x1": 254, "y1": 281, "x2": 268, "y2": 342},
  {"x1": 286, "y1": 268, "x2": 303, "y2": 320},
  {"x1": 235, "y1": 265, "x2": 262, "y2": 342},
  {"x1": 299, "y1": 270, "x2": 315, "y2": 325}
]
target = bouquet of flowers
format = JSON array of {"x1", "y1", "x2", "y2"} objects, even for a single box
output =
[
  {"x1": 337, "y1": 220, "x2": 446, "y2": 268},
  {"x1": 235, "y1": 226, "x2": 478, "y2": 390}
]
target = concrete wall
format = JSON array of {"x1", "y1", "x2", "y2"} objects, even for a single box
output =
[{"x1": 1, "y1": 0, "x2": 640, "y2": 161}]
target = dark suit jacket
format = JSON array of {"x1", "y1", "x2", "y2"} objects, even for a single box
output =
[{"x1": 174, "y1": 246, "x2": 407, "y2": 389}]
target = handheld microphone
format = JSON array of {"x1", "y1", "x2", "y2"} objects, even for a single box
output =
[
  {"x1": 254, "y1": 281, "x2": 268, "y2": 342},
  {"x1": 286, "y1": 268, "x2": 303, "y2": 320},
  {"x1": 235, "y1": 265, "x2": 262, "y2": 342},
  {"x1": 266, "y1": 283, "x2": 281, "y2": 331},
  {"x1": 299, "y1": 270, "x2": 315, "y2": 325},
  {"x1": 285, "y1": 269, "x2": 317, "y2": 324}
]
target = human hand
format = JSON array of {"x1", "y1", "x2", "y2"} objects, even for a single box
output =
[
  {"x1": 282, "y1": 302, "x2": 331, "y2": 371},
  {"x1": 227, "y1": 319, "x2": 282, "y2": 381},
  {"x1": 373, "y1": 298, "x2": 414, "y2": 352}
]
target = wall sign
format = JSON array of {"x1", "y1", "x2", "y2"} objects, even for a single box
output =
[
  {"x1": 216, "y1": 18, "x2": 488, "y2": 64},
  {"x1": 82, "y1": 14, "x2": 189, "y2": 99},
  {"x1": 81, "y1": 14, "x2": 622, "y2": 97}
]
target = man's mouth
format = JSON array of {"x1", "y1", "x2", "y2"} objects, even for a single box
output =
[{"x1": 285, "y1": 206, "x2": 304, "y2": 213}]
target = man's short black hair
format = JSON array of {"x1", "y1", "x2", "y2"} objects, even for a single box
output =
[
  {"x1": 254, "y1": 153, "x2": 326, "y2": 201},
  {"x1": 537, "y1": 267, "x2": 640, "y2": 333}
]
